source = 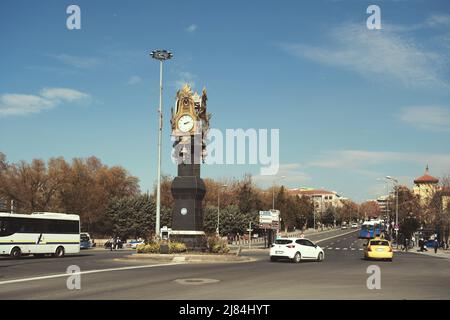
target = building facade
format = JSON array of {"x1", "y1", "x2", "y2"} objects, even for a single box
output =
[
  {"x1": 413, "y1": 165, "x2": 439, "y2": 207},
  {"x1": 288, "y1": 188, "x2": 345, "y2": 214}
]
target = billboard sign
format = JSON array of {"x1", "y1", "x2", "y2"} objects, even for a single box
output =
[{"x1": 259, "y1": 210, "x2": 280, "y2": 230}]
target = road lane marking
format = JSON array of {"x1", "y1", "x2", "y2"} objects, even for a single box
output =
[
  {"x1": 343, "y1": 248, "x2": 348, "y2": 250},
  {"x1": 0, "y1": 262, "x2": 184, "y2": 286},
  {"x1": 335, "y1": 248, "x2": 340, "y2": 250},
  {"x1": 315, "y1": 230, "x2": 358, "y2": 244}
]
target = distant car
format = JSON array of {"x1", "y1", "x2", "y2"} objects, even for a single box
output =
[
  {"x1": 269, "y1": 238, "x2": 324, "y2": 263},
  {"x1": 341, "y1": 225, "x2": 348, "y2": 229},
  {"x1": 80, "y1": 232, "x2": 92, "y2": 249},
  {"x1": 127, "y1": 239, "x2": 144, "y2": 249},
  {"x1": 364, "y1": 238, "x2": 393, "y2": 261},
  {"x1": 351, "y1": 223, "x2": 358, "y2": 229}
]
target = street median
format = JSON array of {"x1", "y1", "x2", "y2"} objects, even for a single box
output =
[{"x1": 118, "y1": 253, "x2": 255, "y2": 264}]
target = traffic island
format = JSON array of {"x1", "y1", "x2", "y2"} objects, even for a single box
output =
[{"x1": 119, "y1": 253, "x2": 255, "y2": 264}]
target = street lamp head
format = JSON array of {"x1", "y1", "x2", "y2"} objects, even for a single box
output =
[
  {"x1": 150, "y1": 49, "x2": 173, "y2": 61},
  {"x1": 386, "y1": 176, "x2": 398, "y2": 183}
]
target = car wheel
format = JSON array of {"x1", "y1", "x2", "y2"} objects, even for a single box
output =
[
  {"x1": 292, "y1": 252, "x2": 301, "y2": 263},
  {"x1": 54, "y1": 246, "x2": 65, "y2": 258},
  {"x1": 317, "y1": 252, "x2": 324, "y2": 262},
  {"x1": 10, "y1": 247, "x2": 21, "y2": 258},
  {"x1": 270, "y1": 257, "x2": 277, "y2": 262}
]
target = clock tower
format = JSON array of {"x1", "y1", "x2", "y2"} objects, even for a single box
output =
[{"x1": 170, "y1": 84, "x2": 210, "y2": 250}]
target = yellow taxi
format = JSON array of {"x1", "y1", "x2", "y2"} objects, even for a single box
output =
[{"x1": 364, "y1": 237, "x2": 393, "y2": 261}]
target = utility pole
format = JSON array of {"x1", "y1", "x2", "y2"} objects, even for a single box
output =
[
  {"x1": 150, "y1": 49, "x2": 173, "y2": 238},
  {"x1": 248, "y1": 221, "x2": 252, "y2": 250}
]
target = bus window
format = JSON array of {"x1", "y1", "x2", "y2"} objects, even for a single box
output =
[{"x1": 0, "y1": 218, "x2": 12, "y2": 236}]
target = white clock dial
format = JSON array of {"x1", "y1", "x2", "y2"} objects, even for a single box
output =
[{"x1": 178, "y1": 115, "x2": 194, "y2": 133}]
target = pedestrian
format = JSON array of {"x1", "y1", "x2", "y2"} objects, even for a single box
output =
[
  {"x1": 109, "y1": 236, "x2": 114, "y2": 251},
  {"x1": 434, "y1": 238, "x2": 439, "y2": 254},
  {"x1": 112, "y1": 236, "x2": 117, "y2": 250}
]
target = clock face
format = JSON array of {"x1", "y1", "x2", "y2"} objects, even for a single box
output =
[{"x1": 177, "y1": 114, "x2": 194, "y2": 133}]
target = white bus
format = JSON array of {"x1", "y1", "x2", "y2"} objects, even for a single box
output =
[{"x1": 0, "y1": 212, "x2": 80, "y2": 258}]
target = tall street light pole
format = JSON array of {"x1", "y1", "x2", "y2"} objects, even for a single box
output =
[
  {"x1": 217, "y1": 184, "x2": 228, "y2": 236},
  {"x1": 150, "y1": 49, "x2": 173, "y2": 238}
]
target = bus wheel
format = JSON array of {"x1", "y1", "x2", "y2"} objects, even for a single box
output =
[
  {"x1": 54, "y1": 246, "x2": 65, "y2": 258},
  {"x1": 10, "y1": 247, "x2": 22, "y2": 258}
]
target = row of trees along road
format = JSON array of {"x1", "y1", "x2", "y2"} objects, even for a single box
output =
[{"x1": 2, "y1": 153, "x2": 375, "y2": 239}]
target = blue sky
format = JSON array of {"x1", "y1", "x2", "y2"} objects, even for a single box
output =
[{"x1": 1, "y1": 0, "x2": 450, "y2": 202}]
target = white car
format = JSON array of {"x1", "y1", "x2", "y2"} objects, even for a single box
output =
[
  {"x1": 127, "y1": 239, "x2": 144, "y2": 249},
  {"x1": 269, "y1": 238, "x2": 324, "y2": 263},
  {"x1": 351, "y1": 223, "x2": 358, "y2": 228}
]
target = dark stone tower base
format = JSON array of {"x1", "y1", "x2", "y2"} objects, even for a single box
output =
[{"x1": 171, "y1": 163, "x2": 207, "y2": 251}]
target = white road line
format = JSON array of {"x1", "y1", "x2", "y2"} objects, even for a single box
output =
[
  {"x1": 343, "y1": 248, "x2": 348, "y2": 250},
  {"x1": 359, "y1": 249, "x2": 363, "y2": 251},
  {"x1": 335, "y1": 248, "x2": 340, "y2": 250},
  {"x1": 351, "y1": 248, "x2": 356, "y2": 251},
  {"x1": 315, "y1": 230, "x2": 358, "y2": 244},
  {"x1": 0, "y1": 262, "x2": 183, "y2": 286}
]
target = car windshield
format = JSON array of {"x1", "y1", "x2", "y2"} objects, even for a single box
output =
[
  {"x1": 370, "y1": 240, "x2": 389, "y2": 246},
  {"x1": 80, "y1": 234, "x2": 90, "y2": 241},
  {"x1": 275, "y1": 239, "x2": 292, "y2": 245}
]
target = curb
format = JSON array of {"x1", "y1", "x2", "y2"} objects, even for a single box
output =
[{"x1": 120, "y1": 253, "x2": 255, "y2": 264}]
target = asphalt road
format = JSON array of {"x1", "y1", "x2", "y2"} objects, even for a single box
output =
[{"x1": 1, "y1": 230, "x2": 449, "y2": 299}]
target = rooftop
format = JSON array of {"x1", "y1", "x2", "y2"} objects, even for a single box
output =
[{"x1": 414, "y1": 165, "x2": 439, "y2": 184}]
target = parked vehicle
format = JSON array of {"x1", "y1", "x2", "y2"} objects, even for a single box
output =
[
  {"x1": 269, "y1": 238, "x2": 324, "y2": 263},
  {"x1": 126, "y1": 239, "x2": 144, "y2": 249},
  {"x1": 80, "y1": 232, "x2": 92, "y2": 249}
]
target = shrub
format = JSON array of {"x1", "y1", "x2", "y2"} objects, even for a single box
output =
[
  {"x1": 136, "y1": 242, "x2": 160, "y2": 253},
  {"x1": 207, "y1": 235, "x2": 230, "y2": 254},
  {"x1": 136, "y1": 241, "x2": 187, "y2": 254},
  {"x1": 169, "y1": 242, "x2": 187, "y2": 253}
]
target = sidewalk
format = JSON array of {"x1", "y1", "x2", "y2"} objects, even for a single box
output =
[{"x1": 396, "y1": 245, "x2": 450, "y2": 259}]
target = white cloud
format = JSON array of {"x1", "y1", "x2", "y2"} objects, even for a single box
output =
[
  {"x1": 253, "y1": 163, "x2": 311, "y2": 185},
  {"x1": 186, "y1": 24, "x2": 198, "y2": 33},
  {"x1": 127, "y1": 75, "x2": 142, "y2": 85},
  {"x1": 426, "y1": 14, "x2": 450, "y2": 27},
  {"x1": 279, "y1": 22, "x2": 449, "y2": 89},
  {"x1": 308, "y1": 150, "x2": 450, "y2": 175},
  {"x1": 0, "y1": 87, "x2": 90, "y2": 117},
  {"x1": 0, "y1": 94, "x2": 56, "y2": 116},
  {"x1": 52, "y1": 54, "x2": 99, "y2": 69},
  {"x1": 399, "y1": 106, "x2": 450, "y2": 132},
  {"x1": 40, "y1": 87, "x2": 89, "y2": 101}
]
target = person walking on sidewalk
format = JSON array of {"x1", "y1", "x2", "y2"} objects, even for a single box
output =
[{"x1": 434, "y1": 238, "x2": 439, "y2": 254}]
